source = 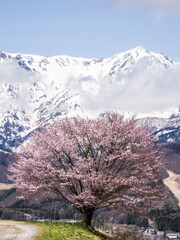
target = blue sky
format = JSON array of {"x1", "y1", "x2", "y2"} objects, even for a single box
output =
[{"x1": 0, "y1": 0, "x2": 180, "y2": 60}]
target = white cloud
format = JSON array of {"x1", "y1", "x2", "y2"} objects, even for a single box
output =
[
  {"x1": 0, "y1": 61, "x2": 35, "y2": 84},
  {"x1": 1, "y1": 56, "x2": 180, "y2": 116},
  {"x1": 0, "y1": 61, "x2": 37, "y2": 113},
  {"x1": 108, "y1": 0, "x2": 180, "y2": 17},
  {"x1": 67, "y1": 57, "x2": 180, "y2": 114}
]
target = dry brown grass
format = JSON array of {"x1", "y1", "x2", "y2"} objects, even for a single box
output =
[
  {"x1": 163, "y1": 170, "x2": 180, "y2": 207},
  {"x1": 0, "y1": 183, "x2": 14, "y2": 190}
]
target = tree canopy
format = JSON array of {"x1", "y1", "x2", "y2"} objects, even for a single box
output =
[{"x1": 10, "y1": 113, "x2": 163, "y2": 226}]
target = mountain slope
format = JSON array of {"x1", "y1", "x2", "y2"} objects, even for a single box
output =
[{"x1": 0, "y1": 46, "x2": 180, "y2": 150}]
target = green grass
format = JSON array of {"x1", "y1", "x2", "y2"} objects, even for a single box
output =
[{"x1": 35, "y1": 222, "x2": 109, "y2": 240}]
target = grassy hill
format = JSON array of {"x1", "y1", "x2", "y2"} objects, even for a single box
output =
[{"x1": 35, "y1": 222, "x2": 108, "y2": 240}]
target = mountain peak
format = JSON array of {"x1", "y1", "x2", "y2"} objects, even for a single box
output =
[
  {"x1": 0, "y1": 51, "x2": 8, "y2": 59},
  {"x1": 131, "y1": 46, "x2": 148, "y2": 53},
  {"x1": 134, "y1": 45, "x2": 145, "y2": 50}
]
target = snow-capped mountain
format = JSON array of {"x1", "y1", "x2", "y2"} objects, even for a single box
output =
[{"x1": 0, "y1": 46, "x2": 180, "y2": 151}]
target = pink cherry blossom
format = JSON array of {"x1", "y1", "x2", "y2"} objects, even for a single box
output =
[{"x1": 9, "y1": 113, "x2": 163, "y2": 226}]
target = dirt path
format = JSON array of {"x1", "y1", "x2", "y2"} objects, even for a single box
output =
[
  {"x1": 163, "y1": 170, "x2": 180, "y2": 207},
  {"x1": 0, "y1": 221, "x2": 39, "y2": 240}
]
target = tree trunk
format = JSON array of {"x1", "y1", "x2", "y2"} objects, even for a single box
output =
[{"x1": 81, "y1": 207, "x2": 94, "y2": 227}]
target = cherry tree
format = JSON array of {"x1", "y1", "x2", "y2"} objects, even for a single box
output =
[{"x1": 10, "y1": 113, "x2": 163, "y2": 226}]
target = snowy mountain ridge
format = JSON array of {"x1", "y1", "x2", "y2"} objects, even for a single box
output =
[{"x1": 0, "y1": 46, "x2": 180, "y2": 150}]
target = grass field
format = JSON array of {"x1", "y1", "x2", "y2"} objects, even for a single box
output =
[{"x1": 35, "y1": 222, "x2": 108, "y2": 240}]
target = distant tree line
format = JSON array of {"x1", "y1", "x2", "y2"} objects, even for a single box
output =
[
  {"x1": 1, "y1": 197, "x2": 179, "y2": 233},
  {"x1": 149, "y1": 207, "x2": 180, "y2": 232},
  {"x1": 0, "y1": 188, "x2": 16, "y2": 201},
  {"x1": 0, "y1": 208, "x2": 26, "y2": 221}
]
